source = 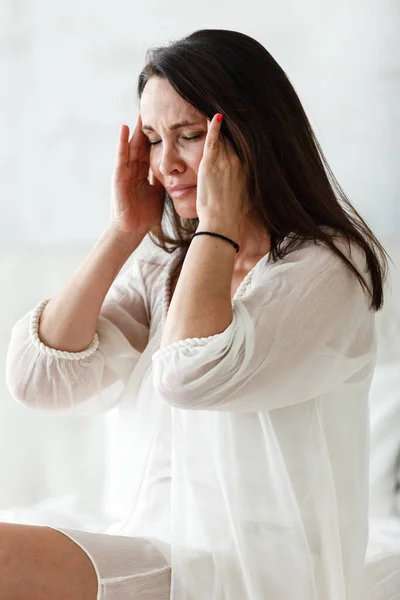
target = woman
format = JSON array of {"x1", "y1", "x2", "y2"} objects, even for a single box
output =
[{"x1": 3, "y1": 28, "x2": 391, "y2": 600}]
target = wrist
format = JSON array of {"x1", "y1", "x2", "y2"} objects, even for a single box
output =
[
  {"x1": 196, "y1": 220, "x2": 241, "y2": 243},
  {"x1": 103, "y1": 225, "x2": 146, "y2": 254}
]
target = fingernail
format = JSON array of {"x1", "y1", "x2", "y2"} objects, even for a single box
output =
[{"x1": 216, "y1": 114, "x2": 223, "y2": 123}]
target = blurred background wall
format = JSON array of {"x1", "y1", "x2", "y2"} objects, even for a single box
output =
[{"x1": 0, "y1": 0, "x2": 399, "y2": 538}]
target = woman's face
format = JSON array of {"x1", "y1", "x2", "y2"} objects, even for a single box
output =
[{"x1": 140, "y1": 77, "x2": 208, "y2": 219}]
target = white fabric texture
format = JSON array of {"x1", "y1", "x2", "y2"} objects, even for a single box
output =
[
  {"x1": 369, "y1": 362, "x2": 400, "y2": 519},
  {"x1": 52, "y1": 528, "x2": 172, "y2": 600},
  {"x1": 5, "y1": 233, "x2": 394, "y2": 600}
]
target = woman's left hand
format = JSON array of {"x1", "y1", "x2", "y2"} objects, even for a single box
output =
[{"x1": 196, "y1": 114, "x2": 250, "y2": 229}]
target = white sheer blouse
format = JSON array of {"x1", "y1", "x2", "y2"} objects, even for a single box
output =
[{"x1": 6, "y1": 234, "x2": 377, "y2": 600}]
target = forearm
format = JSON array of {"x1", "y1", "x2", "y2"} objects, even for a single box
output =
[
  {"x1": 160, "y1": 220, "x2": 240, "y2": 347},
  {"x1": 38, "y1": 225, "x2": 145, "y2": 352}
]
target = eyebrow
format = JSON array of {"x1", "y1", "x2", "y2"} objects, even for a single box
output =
[{"x1": 142, "y1": 120, "x2": 202, "y2": 132}]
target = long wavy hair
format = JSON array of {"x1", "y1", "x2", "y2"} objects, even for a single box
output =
[{"x1": 137, "y1": 29, "x2": 389, "y2": 310}]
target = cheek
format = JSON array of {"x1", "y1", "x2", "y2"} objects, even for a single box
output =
[{"x1": 149, "y1": 141, "x2": 206, "y2": 175}]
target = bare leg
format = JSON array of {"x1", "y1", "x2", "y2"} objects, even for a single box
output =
[{"x1": 0, "y1": 522, "x2": 98, "y2": 600}]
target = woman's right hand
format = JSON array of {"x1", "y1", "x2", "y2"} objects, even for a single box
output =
[{"x1": 110, "y1": 114, "x2": 165, "y2": 235}]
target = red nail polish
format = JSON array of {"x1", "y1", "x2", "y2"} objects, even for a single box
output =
[{"x1": 216, "y1": 114, "x2": 223, "y2": 123}]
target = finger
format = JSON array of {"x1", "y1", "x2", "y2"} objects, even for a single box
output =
[
  {"x1": 204, "y1": 114, "x2": 224, "y2": 161},
  {"x1": 128, "y1": 114, "x2": 140, "y2": 156},
  {"x1": 115, "y1": 124, "x2": 130, "y2": 167},
  {"x1": 216, "y1": 123, "x2": 240, "y2": 167},
  {"x1": 129, "y1": 113, "x2": 146, "y2": 163}
]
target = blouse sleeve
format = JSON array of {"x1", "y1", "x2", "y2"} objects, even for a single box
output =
[
  {"x1": 151, "y1": 242, "x2": 376, "y2": 412},
  {"x1": 5, "y1": 258, "x2": 152, "y2": 415}
]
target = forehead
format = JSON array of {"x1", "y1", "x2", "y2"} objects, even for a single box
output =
[{"x1": 140, "y1": 77, "x2": 204, "y2": 124}]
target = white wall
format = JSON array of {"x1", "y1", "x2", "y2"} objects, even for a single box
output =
[
  {"x1": 1, "y1": 0, "x2": 399, "y2": 247},
  {"x1": 0, "y1": 0, "x2": 399, "y2": 526}
]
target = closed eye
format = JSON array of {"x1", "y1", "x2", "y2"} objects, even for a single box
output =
[{"x1": 149, "y1": 135, "x2": 202, "y2": 146}]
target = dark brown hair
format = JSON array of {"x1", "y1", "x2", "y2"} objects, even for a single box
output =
[{"x1": 138, "y1": 29, "x2": 390, "y2": 310}]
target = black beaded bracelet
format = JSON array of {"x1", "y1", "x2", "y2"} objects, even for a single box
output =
[{"x1": 192, "y1": 231, "x2": 240, "y2": 253}]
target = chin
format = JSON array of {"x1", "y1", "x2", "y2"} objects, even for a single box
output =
[{"x1": 172, "y1": 200, "x2": 198, "y2": 220}]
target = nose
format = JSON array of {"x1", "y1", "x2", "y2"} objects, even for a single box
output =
[{"x1": 158, "y1": 145, "x2": 185, "y2": 177}]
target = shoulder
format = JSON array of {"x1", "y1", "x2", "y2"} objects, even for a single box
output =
[
  {"x1": 263, "y1": 232, "x2": 368, "y2": 281},
  {"x1": 252, "y1": 233, "x2": 371, "y2": 310}
]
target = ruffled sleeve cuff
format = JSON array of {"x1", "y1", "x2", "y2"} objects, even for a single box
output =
[
  {"x1": 30, "y1": 299, "x2": 100, "y2": 361},
  {"x1": 151, "y1": 329, "x2": 229, "y2": 361}
]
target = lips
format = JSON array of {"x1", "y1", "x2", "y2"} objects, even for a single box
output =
[
  {"x1": 166, "y1": 185, "x2": 197, "y2": 199},
  {"x1": 166, "y1": 184, "x2": 196, "y2": 193}
]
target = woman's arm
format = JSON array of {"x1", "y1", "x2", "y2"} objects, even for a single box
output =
[
  {"x1": 160, "y1": 113, "x2": 248, "y2": 348},
  {"x1": 160, "y1": 218, "x2": 240, "y2": 348},
  {"x1": 5, "y1": 228, "x2": 154, "y2": 413},
  {"x1": 152, "y1": 241, "x2": 375, "y2": 411},
  {"x1": 38, "y1": 225, "x2": 145, "y2": 353}
]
